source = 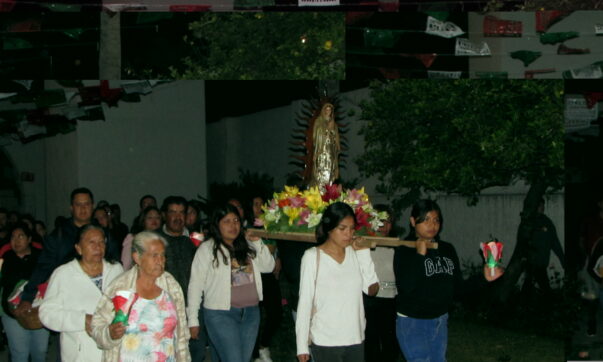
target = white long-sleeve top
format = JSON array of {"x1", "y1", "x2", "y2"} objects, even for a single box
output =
[
  {"x1": 39, "y1": 259, "x2": 124, "y2": 362},
  {"x1": 295, "y1": 246, "x2": 379, "y2": 355},
  {"x1": 187, "y1": 238, "x2": 275, "y2": 327}
]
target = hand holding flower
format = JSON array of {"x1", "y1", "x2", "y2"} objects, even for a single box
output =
[{"x1": 109, "y1": 322, "x2": 126, "y2": 340}]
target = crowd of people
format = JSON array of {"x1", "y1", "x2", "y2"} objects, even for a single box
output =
[{"x1": 0, "y1": 186, "x2": 505, "y2": 362}]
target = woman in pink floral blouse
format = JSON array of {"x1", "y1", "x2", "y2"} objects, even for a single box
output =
[{"x1": 91, "y1": 231, "x2": 191, "y2": 361}]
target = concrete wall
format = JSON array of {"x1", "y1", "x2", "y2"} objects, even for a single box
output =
[{"x1": 468, "y1": 11, "x2": 603, "y2": 78}]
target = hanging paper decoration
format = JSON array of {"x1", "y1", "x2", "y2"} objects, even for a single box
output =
[
  {"x1": 535, "y1": 11, "x2": 571, "y2": 33},
  {"x1": 3, "y1": 37, "x2": 33, "y2": 50},
  {"x1": 0, "y1": 93, "x2": 16, "y2": 100},
  {"x1": 413, "y1": 54, "x2": 438, "y2": 69},
  {"x1": 44, "y1": 3, "x2": 81, "y2": 11},
  {"x1": 483, "y1": 15, "x2": 522, "y2": 37},
  {"x1": 425, "y1": 16, "x2": 464, "y2": 39},
  {"x1": 13, "y1": 81, "x2": 33, "y2": 90},
  {"x1": 424, "y1": 11, "x2": 449, "y2": 22},
  {"x1": 7, "y1": 19, "x2": 41, "y2": 33},
  {"x1": 454, "y1": 38, "x2": 491, "y2": 56},
  {"x1": 583, "y1": 92, "x2": 603, "y2": 109},
  {"x1": 345, "y1": 12, "x2": 374, "y2": 25},
  {"x1": 10, "y1": 90, "x2": 66, "y2": 108},
  {"x1": 510, "y1": 50, "x2": 542, "y2": 67},
  {"x1": 0, "y1": 80, "x2": 162, "y2": 143},
  {"x1": 427, "y1": 70, "x2": 461, "y2": 79},
  {"x1": 121, "y1": 81, "x2": 153, "y2": 95},
  {"x1": 558, "y1": 44, "x2": 590, "y2": 55},
  {"x1": 524, "y1": 68, "x2": 555, "y2": 79},
  {"x1": 475, "y1": 71, "x2": 508, "y2": 79},
  {"x1": 100, "y1": 81, "x2": 123, "y2": 108},
  {"x1": 299, "y1": 0, "x2": 339, "y2": 6},
  {"x1": 60, "y1": 106, "x2": 87, "y2": 120},
  {"x1": 563, "y1": 62, "x2": 603, "y2": 79},
  {"x1": 363, "y1": 28, "x2": 397, "y2": 48},
  {"x1": 0, "y1": 0, "x2": 15, "y2": 11},
  {"x1": 17, "y1": 120, "x2": 46, "y2": 140},
  {"x1": 377, "y1": 0, "x2": 398, "y2": 12},
  {"x1": 78, "y1": 85, "x2": 101, "y2": 106},
  {"x1": 377, "y1": 67, "x2": 400, "y2": 79},
  {"x1": 565, "y1": 95, "x2": 598, "y2": 131},
  {"x1": 596, "y1": 24, "x2": 603, "y2": 36},
  {"x1": 79, "y1": 106, "x2": 105, "y2": 121},
  {"x1": 540, "y1": 31, "x2": 579, "y2": 45}
]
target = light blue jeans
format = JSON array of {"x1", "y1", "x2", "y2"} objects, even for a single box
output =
[
  {"x1": 2, "y1": 315, "x2": 49, "y2": 362},
  {"x1": 204, "y1": 306, "x2": 260, "y2": 362},
  {"x1": 396, "y1": 313, "x2": 448, "y2": 362}
]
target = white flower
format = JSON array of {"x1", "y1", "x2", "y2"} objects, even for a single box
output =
[{"x1": 307, "y1": 212, "x2": 323, "y2": 228}]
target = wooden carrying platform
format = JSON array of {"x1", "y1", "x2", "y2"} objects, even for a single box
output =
[{"x1": 246, "y1": 229, "x2": 438, "y2": 249}]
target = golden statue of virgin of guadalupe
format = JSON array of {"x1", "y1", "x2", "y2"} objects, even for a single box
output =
[{"x1": 310, "y1": 103, "x2": 340, "y2": 190}]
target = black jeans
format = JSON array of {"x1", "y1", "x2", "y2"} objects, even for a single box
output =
[
  {"x1": 253, "y1": 272, "x2": 283, "y2": 357},
  {"x1": 363, "y1": 295, "x2": 399, "y2": 362},
  {"x1": 310, "y1": 343, "x2": 364, "y2": 362}
]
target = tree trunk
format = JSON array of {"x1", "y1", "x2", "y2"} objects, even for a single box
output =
[{"x1": 495, "y1": 178, "x2": 548, "y2": 303}]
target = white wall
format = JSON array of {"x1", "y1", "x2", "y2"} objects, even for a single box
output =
[
  {"x1": 77, "y1": 80, "x2": 207, "y2": 226},
  {"x1": 44, "y1": 132, "x2": 79, "y2": 225},
  {"x1": 3, "y1": 80, "x2": 208, "y2": 228},
  {"x1": 2, "y1": 140, "x2": 47, "y2": 219},
  {"x1": 469, "y1": 11, "x2": 603, "y2": 78}
]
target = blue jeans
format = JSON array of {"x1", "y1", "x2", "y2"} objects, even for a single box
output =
[
  {"x1": 396, "y1": 313, "x2": 448, "y2": 362},
  {"x1": 2, "y1": 315, "x2": 49, "y2": 362},
  {"x1": 204, "y1": 306, "x2": 260, "y2": 362}
]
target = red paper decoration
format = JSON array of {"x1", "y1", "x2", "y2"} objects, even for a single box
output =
[
  {"x1": 483, "y1": 15, "x2": 522, "y2": 37},
  {"x1": 535, "y1": 11, "x2": 570, "y2": 33}
]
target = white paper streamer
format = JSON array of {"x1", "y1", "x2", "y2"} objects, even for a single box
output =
[
  {"x1": 425, "y1": 16, "x2": 464, "y2": 38},
  {"x1": 455, "y1": 38, "x2": 491, "y2": 56}
]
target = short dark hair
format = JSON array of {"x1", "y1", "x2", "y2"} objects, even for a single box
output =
[
  {"x1": 70, "y1": 187, "x2": 94, "y2": 204},
  {"x1": 139, "y1": 194, "x2": 157, "y2": 209},
  {"x1": 315, "y1": 202, "x2": 356, "y2": 245},
  {"x1": 9, "y1": 222, "x2": 34, "y2": 240},
  {"x1": 161, "y1": 196, "x2": 188, "y2": 213}
]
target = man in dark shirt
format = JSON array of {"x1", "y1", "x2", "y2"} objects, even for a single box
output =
[
  {"x1": 157, "y1": 196, "x2": 204, "y2": 359},
  {"x1": 15, "y1": 187, "x2": 119, "y2": 316}
]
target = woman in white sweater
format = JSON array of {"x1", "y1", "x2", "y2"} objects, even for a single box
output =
[
  {"x1": 39, "y1": 224, "x2": 123, "y2": 362},
  {"x1": 187, "y1": 203, "x2": 275, "y2": 362},
  {"x1": 296, "y1": 202, "x2": 379, "y2": 362}
]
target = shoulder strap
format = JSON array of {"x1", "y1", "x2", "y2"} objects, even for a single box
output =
[{"x1": 311, "y1": 247, "x2": 320, "y2": 316}]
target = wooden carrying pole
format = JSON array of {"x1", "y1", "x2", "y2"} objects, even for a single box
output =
[{"x1": 246, "y1": 229, "x2": 438, "y2": 249}]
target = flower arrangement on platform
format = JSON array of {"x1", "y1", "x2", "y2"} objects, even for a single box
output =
[{"x1": 255, "y1": 184, "x2": 388, "y2": 235}]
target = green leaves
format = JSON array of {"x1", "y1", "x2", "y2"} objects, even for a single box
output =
[
  {"x1": 172, "y1": 12, "x2": 344, "y2": 80},
  {"x1": 357, "y1": 80, "x2": 564, "y2": 212}
]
